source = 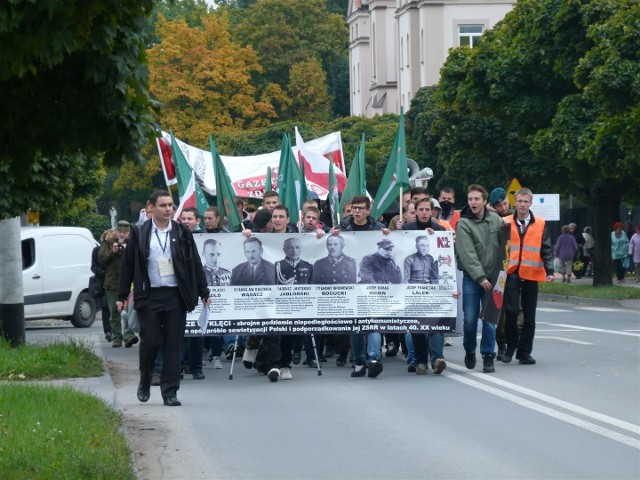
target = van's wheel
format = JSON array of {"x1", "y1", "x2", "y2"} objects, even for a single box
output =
[{"x1": 70, "y1": 292, "x2": 96, "y2": 328}]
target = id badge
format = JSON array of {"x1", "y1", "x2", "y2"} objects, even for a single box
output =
[{"x1": 158, "y1": 258, "x2": 175, "y2": 277}]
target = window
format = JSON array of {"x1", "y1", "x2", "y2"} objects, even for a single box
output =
[
  {"x1": 400, "y1": 37, "x2": 404, "y2": 70},
  {"x1": 459, "y1": 24, "x2": 483, "y2": 48},
  {"x1": 22, "y1": 239, "x2": 35, "y2": 269},
  {"x1": 406, "y1": 33, "x2": 410, "y2": 67}
]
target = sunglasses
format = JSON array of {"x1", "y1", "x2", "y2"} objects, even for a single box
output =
[{"x1": 351, "y1": 205, "x2": 368, "y2": 211}]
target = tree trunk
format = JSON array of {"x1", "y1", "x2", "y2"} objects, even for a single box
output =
[
  {"x1": 591, "y1": 184, "x2": 621, "y2": 287},
  {"x1": 0, "y1": 217, "x2": 25, "y2": 346}
]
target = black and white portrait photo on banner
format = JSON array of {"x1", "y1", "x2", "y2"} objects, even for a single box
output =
[{"x1": 185, "y1": 230, "x2": 458, "y2": 336}]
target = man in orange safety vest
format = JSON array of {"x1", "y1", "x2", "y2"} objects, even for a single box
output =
[{"x1": 502, "y1": 188, "x2": 555, "y2": 365}]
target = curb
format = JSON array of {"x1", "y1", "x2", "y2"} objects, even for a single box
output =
[{"x1": 539, "y1": 294, "x2": 640, "y2": 310}]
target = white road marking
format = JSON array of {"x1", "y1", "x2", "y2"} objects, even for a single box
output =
[
  {"x1": 576, "y1": 307, "x2": 625, "y2": 313},
  {"x1": 550, "y1": 324, "x2": 640, "y2": 338},
  {"x1": 538, "y1": 307, "x2": 572, "y2": 313},
  {"x1": 447, "y1": 363, "x2": 639, "y2": 447},
  {"x1": 536, "y1": 329, "x2": 579, "y2": 332},
  {"x1": 447, "y1": 369, "x2": 640, "y2": 450},
  {"x1": 535, "y1": 336, "x2": 594, "y2": 345}
]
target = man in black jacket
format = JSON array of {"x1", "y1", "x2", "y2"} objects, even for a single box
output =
[{"x1": 117, "y1": 190, "x2": 210, "y2": 407}]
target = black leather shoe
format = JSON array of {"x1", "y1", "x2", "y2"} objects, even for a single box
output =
[
  {"x1": 192, "y1": 371, "x2": 205, "y2": 380},
  {"x1": 464, "y1": 352, "x2": 476, "y2": 370},
  {"x1": 336, "y1": 354, "x2": 347, "y2": 367},
  {"x1": 518, "y1": 355, "x2": 536, "y2": 365},
  {"x1": 482, "y1": 355, "x2": 495, "y2": 373},
  {"x1": 137, "y1": 384, "x2": 150, "y2": 403},
  {"x1": 502, "y1": 349, "x2": 515, "y2": 364},
  {"x1": 292, "y1": 352, "x2": 301, "y2": 365},
  {"x1": 163, "y1": 396, "x2": 182, "y2": 407}
]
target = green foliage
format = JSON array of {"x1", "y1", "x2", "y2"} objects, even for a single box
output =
[
  {"x1": 145, "y1": 0, "x2": 212, "y2": 45},
  {"x1": 0, "y1": 1, "x2": 158, "y2": 219},
  {"x1": 0, "y1": 153, "x2": 104, "y2": 221},
  {"x1": 406, "y1": 86, "x2": 464, "y2": 197},
  {"x1": 232, "y1": 0, "x2": 348, "y2": 118},
  {"x1": 0, "y1": 384, "x2": 134, "y2": 479},
  {"x1": 288, "y1": 59, "x2": 333, "y2": 122},
  {"x1": 76, "y1": 213, "x2": 112, "y2": 242},
  {"x1": 409, "y1": 0, "x2": 639, "y2": 285}
]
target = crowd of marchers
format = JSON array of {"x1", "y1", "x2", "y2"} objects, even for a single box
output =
[{"x1": 93, "y1": 183, "x2": 637, "y2": 405}]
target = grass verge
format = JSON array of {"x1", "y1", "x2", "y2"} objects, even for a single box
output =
[
  {"x1": 0, "y1": 338, "x2": 136, "y2": 479},
  {"x1": 0, "y1": 384, "x2": 135, "y2": 479},
  {"x1": 0, "y1": 337, "x2": 103, "y2": 380},
  {"x1": 540, "y1": 282, "x2": 640, "y2": 300}
]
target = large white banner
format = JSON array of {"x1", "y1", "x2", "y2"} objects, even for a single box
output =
[
  {"x1": 157, "y1": 130, "x2": 346, "y2": 199},
  {"x1": 185, "y1": 230, "x2": 459, "y2": 336}
]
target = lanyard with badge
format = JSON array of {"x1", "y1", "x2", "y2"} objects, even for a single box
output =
[{"x1": 155, "y1": 230, "x2": 175, "y2": 277}]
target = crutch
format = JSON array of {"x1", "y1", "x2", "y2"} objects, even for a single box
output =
[
  {"x1": 310, "y1": 333, "x2": 322, "y2": 376},
  {"x1": 228, "y1": 335, "x2": 239, "y2": 380}
]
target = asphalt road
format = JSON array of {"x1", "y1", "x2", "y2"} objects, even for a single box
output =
[{"x1": 26, "y1": 301, "x2": 640, "y2": 480}]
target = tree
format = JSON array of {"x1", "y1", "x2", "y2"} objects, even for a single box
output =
[
  {"x1": 0, "y1": 1, "x2": 158, "y2": 345},
  {"x1": 406, "y1": 86, "x2": 464, "y2": 197},
  {"x1": 232, "y1": 0, "x2": 348, "y2": 118},
  {"x1": 425, "y1": 0, "x2": 639, "y2": 286},
  {"x1": 147, "y1": 12, "x2": 278, "y2": 144},
  {"x1": 288, "y1": 59, "x2": 333, "y2": 122},
  {"x1": 144, "y1": 0, "x2": 212, "y2": 46}
]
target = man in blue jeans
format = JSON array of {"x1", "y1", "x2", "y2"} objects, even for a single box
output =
[{"x1": 455, "y1": 184, "x2": 503, "y2": 373}]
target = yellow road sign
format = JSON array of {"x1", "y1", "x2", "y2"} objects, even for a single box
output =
[
  {"x1": 506, "y1": 178, "x2": 522, "y2": 206},
  {"x1": 27, "y1": 210, "x2": 40, "y2": 225}
]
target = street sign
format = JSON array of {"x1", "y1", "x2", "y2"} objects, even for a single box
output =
[
  {"x1": 506, "y1": 178, "x2": 522, "y2": 206},
  {"x1": 27, "y1": 210, "x2": 40, "y2": 225},
  {"x1": 531, "y1": 194, "x2": 560, "y2": 221}
]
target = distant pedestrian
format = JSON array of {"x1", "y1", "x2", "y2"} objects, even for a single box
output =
[
  {"x1": 611, "y1": 222, "x2": 629, "y2": 283},
  {"x1": 629, "y1": 225, "x2": 640, "y2": 283},
  {"x1": 555, "y1": 225, "x2": 578, "y2": 283},
  {"x1": 582, "y1": 227, "x2": 595, "y2": 277}
]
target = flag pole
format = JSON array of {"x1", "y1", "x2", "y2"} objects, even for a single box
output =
[{"x1": 399, "y1": 186, "x2": 404, "y2": 220}]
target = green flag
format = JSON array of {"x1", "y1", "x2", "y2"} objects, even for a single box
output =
[
  {"x1": 170, "y1": 133, "x2": 209, "y2": 224},
  {"x1": 265, "y1": 166, "x2": 273, "y2": 193},
  {"x1": 340, "y1": 132, "x2": 367, "y2": 209},
  {"x1": 328, "y1": 157, "x2": 340, "y2": 227},
  {"x1": 277, "y1": 133, "x2": 303, "y2": 225},
  {"x1": 371, "y1": 108, "x2": 410, "y2": 219},
  {"x1": 210, "y1": 136, "x2": 243, "y2": 232}
]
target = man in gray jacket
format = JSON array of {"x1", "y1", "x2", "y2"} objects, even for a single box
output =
[{"x1": 455, "y1": 184, "x2": 503, "y2": 373}]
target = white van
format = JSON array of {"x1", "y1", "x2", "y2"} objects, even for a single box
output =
[{"x1": 21, "y1": 226, "x2": 99, "y2": 327}]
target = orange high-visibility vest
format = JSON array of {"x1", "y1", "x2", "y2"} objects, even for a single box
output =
[
  {"x1": 448, "y1": 210, "x2": 460, "y2": 230},
  {"x1": 437, "y1": 218, "x2": 453, "y2": 231},
  {"x1": 506, "y1": 215, "x2": 547, "y2": 282}
]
